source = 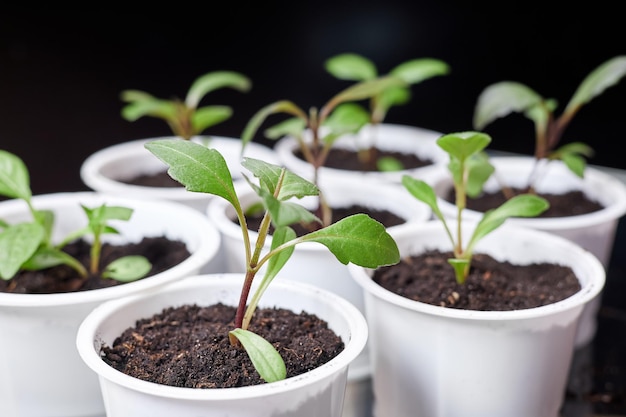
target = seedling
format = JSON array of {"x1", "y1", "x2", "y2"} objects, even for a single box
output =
[
  {"x1": 121, "y1": 70, "x2": 252, "y2": 141},
  {"x1": 146, "y1": 138, "x2": 400, "y2": 383},
  {"x1": 473, "y1": 55, "x2": 626, "y2": 196},
  {"x1": 0, "y1": 149, "x2": 151, "y2": 283},
  {"x1": 241, "y1": 75, "x2": 406, "y2": 225},
  {"x1": 325, "y1": 53, "x2": 450, "y2": 169},
  {"x1": 401, "y1": 131, "x2": 549, "y2": 284}
]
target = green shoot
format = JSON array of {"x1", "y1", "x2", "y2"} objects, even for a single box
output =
[
  {"x1": 241, "y1": 75, "x2": 406, "y2": 225},
  {"x1": 401, "y1": 131, "x2": 549, "y2": 284},
  {"x1": 145, "y1": 138, "x2": 400, "y2": 383},
  {"x1": 0, "y1": 150, "x2": 151, "y2": 282},
  {"x1": 121, "y1": 70, "x2": 252, "y2": 140},
  {"x1": 473, "y1": 55, "x2": 626, "y2": 194},
  {"x1": 324, "y1": 53, "x2": 450, "y2": 168}
]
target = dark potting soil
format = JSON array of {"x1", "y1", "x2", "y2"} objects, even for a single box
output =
[
  {"x1": 373, "y1": 250, "x2": 581, "y2": 311},
  {"x1": 295, "y1": 146, "x2": 433, "y2": 172},
  {"x1": 122, "y1": 170, "x2": 181, "y2": 187},
  {"x1": 244, "y1": 204, "x2": 406, "y2": 236},
  {"x1": 0, "y1": 237, "x2": 190, "y2": 294},
  {"x1": 444, "y1": 188, "x2": 604, "y2": 218},
  {"x1": 101, "y1": 303, "x2": 344, "y2": 388}
]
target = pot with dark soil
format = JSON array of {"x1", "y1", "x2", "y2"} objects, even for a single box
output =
[
  {"x1": 346, "y1": 132, "x2": 606, "y2": 417},
  {"x1": 433, "y1": 156, "x2": 626, "y2": 347},
  {"x1": 77, "y1": 273, "x2": 369, "y2": 417},
  {"x1": 0, "y1": 150, "x2": 221, "y2": 417},
  {"x1": 207, "y1": 175, "x2": 431, "y2": 417},
  {"x1": 77, "y1": 138, "x2": 400, "y2": 416}
]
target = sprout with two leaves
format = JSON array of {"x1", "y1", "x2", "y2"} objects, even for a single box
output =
[
  {"x1": 145, "y1": 138, "x2": 400, "y2": 383},
  {"x1": 0, "y1": 150, "x2": 151, "y2": 285},
  {"x1": 473, "y1": 55, "x2": 626, "y2": 197},
  {"x1": 325, "y1": 53, "x2": 450, "y2": 170},
  {"x1": 121, "y1": 70, "x2": 252, "y2": 141},
  {"x1": 241, "y1": 75, "x2": 406, "y2": 225},
  {"x1": 401, "y1": 131, "x2": 549, "y2": 283}
]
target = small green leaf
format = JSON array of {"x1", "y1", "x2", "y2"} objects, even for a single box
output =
[
  {"x1": 229, "y1": 328, "x2": 287, "y2": 383},
  {"x1": 241, "y1": 100, "x2": 308, "y2": 148},
  {"x1": 377, "y1": 156, "x2": 404, "y2": 172},
  {"x1": 120, "y1": 98, "x2": 177, "y2": 122},
  {"x1": 191, "y1": 105, "x2": 233, "y2": 133},
  {"x1": 390, "y1": 58, "x2": 450, "y2": 84},
  {"x1": 185, "y1": 71, "x2": 251, "y2": 109},
  {"x1": 323, "y1": 103, "x2": 370, "y2": 136},
  {"x1": 329, "y1": 76, "x2": 407, "y2": 106},
  {"x1": 242, "y1": 158, "x2": 318, "y2": 200},
  {"x1": 466, "y1": 153, "x2": 495, "y2": 198},
  {"x1": 565, "y1": 55, "x2": 626, "y2": 114},
  {"x1": 560, "y1": 153, "x2": 587, "y2": 178},
  {"x1": 301, "y1": 214, "x2": 400, "y2": 267},
  {"x1": 263, "y1": 118, "x2": 307, "y2": 141},
  {"x1": 0, "y1": 222, "x2": 45, "y2": 279},
  {"x1": 469, "y1": 194, "x2": 549, "y2": 250},
  {"x1": 0, "y1": 150, "x2": 32, "y2": 201},
  {"x1": 437, "y1": 132, "x2": 491, "y2": 161},
  {"x1": 324, "y1": 53, "x2": 377, "y2": 81},
  {"x1": 448, "y1": 258, "x2": 470, "y2": 285},
  {"x1": 401, "y1": 176, "x2": 443, "y2": 219},
  {"x1": 22, "y1": 246, "x2": 88, "y2": 278},
  {"x1": 473, "y1": 81, "x2": 544, "y2": 130},
  {"x1": 102, "y1": 256, "x2": 152, "y2": 282},
  {"x1": 145, "y1": 139, "x2": 238, "y2": 207}
]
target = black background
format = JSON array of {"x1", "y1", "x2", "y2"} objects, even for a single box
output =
[{"x1": 1, "y1": 4, "x2": 624, "y2": 194}]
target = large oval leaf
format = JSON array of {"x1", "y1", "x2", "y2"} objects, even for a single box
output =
[{"x1": 473, "y1": 81, "x2": 543, "y2": 130}]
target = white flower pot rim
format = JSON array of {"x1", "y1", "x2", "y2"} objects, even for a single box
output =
[
  {"x1": 76, "y1": 274, "x2": 368, "y2": 401},
  {"x1": 435, "y1": 156, "x2": 626, "y2": 230},
  {"x1": 80, "y1": 136, "x2": 277, "y2": 201},
  {"x1": 349, "y1": 221, "x2": 605, "y2": 321},
  {"x1": 0, "y1": 192, "x2": 220, "y2": 307}
]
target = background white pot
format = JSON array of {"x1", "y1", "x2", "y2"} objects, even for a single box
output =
[
  {"x1": 432, "y1": 156, "x2": 626, "y2": 347},
  {"x1": 206, "y1": 177, "x2": 431, "y2": 417},
  {"x1": 76, "y1": 274, "x2": 368, "y2": 417},
  {"x1": 274, "y1": 123, "x2": 448, "y2": 186},
  {"x1": 0, "y1": 192, "x2": 221, "y2": 417},
  {"x1": 349, "y1": 220, "x2": 605, "y2": 417},
  {"x1": 80, "y1": 135, "x2": 278, "y2": 273}
]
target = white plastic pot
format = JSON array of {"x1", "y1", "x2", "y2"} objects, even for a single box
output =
[
  {"x1": 0, "y1": 192, "x2": 221, "y2": 417},
  {"x1": 207, "y1": 177, "x2": 431, "y2": 417},
  {"x1": 76, "y1": 274, "x2": 368, "y2": 417},
  {"x1": 432, "y1": 156, "x2": 626, "y2": 346},
  {"x1": 349, "y1": 220, "x2": 606, "y2": 417},
  {"x1": 274, "y1": 123, "x2": 448, "y2": 185}
]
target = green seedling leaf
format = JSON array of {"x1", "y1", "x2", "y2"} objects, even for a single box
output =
[
  {"x1": 102, "y1": 256, "x2": 151, "y2": 282},
  {"x1": 242, "y1": 157, "x2": 318, "y2": 200},
  {"x1": 328, "y1": 76, "x2": 407, "y2": 107},
  {"x1": 401, "y1": 175, "x2": 444, "y2": 220},
  {"x1": 22, "y1": 246, "x2": 88, "y2": 278},
  {"x1": 300, "y1": 214, "x2": 400, "y2": 267},
  {"x1": 120, "y1": 95, "x2": 177, "y2": 122},
  {"x1": 191, "y1": 105, "x2": 233, "y2": 133},
  {"x1": 473, "y1": 81, "x2": 543, "y2": 130},
  {"x1": 0, "y1": 150, "x2": 32, "y2": 201},
  {"x1": 377, "y1": 156, "x2": 404, "y2": 172},
  {"x1": 466, "y1": 153, "x2": 495, "y2": 198},
  {"x1": 263, "y1": 118, "x2": 307, "y2": 141},
  {"x1": 241, "y1": 100, "x2": 308, "y2": 148},
  {"x1": 437, "y1": 131, "x2": 491, "y2": 160},
  {"x1": 468, "y1": 194, "x2": 549, "y2": 251},
  {"x1": 145, "y1": 139, "x2": 238, "y2": 206},
  {"x1": 0, "y1": 222, "x2": 45, "y2": 279},
  {"x1": 566, "y1": 55, "x2": 626, "y2": 114},
  {"x1": 229, "y1": 328, "x2": 286, "y2": 383},
  {"x1": 122, "y1": 70, "x2": 251, "y2": 140},
  {"x1": 390, "y1": 58, "x2": 450, "y2": 84},
  {"x1": 324, "y1": 53, "x2": 377, "y2": 81},
  {"x1": 322, "y1": 103, "x2": 370, "y2": 138},
  {"x1": 249, "y1": 180, "x2": 320, "y2": 228},
  {"x1": 185, "y1": 71, "x2": 252, "y2": 109}
]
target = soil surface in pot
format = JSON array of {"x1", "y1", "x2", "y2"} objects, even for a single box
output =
[
  {"x1": 0, "y1": 237, "x2": 190, "y2": 294},
  {"x1": 444, "y1": 188, "x2": 604, "y2": 218},
  {"x1": 374, "y1": 250, "x2": 581, "y2": 310},
  {"x1": 101, "y1": 303, "x2": 344, "y2": 388},
  {"x1": 244, "y1": 205, "x2": 406, "y2": 236},
  {"x1": 122, "y1": 170, "x2": 181, "y2": 187},
  {"x1": 295, "y1": 146, "x2": 433, "y2": 172}
]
